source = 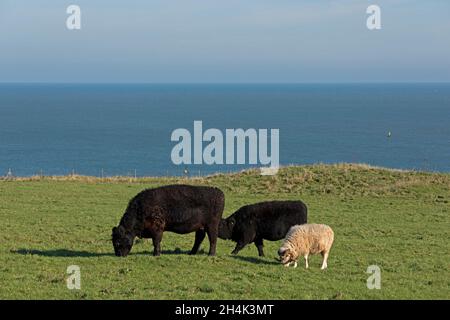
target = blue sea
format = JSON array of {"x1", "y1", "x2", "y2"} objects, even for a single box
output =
[{"x1": 0, "y1": 83, "x2": 449, "y2": 177}]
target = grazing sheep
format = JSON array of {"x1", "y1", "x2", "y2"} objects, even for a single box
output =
[{"x1": 278, "y1": 224, "x2": 334, "y2": 270}]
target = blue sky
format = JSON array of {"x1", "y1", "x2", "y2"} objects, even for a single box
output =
[{"x1": 0, "y1": 0, "x2": 449, "y2": 83}]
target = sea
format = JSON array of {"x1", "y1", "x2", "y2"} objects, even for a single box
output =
[{"x1": 0, "y1": 83, "x2": 449, "y2": 177}]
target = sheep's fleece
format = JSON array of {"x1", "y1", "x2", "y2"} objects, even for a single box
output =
[{"x1": 279, "y1": 224, "x2": 334, "y2": 269}]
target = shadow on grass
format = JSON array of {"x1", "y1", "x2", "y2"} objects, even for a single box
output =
[
  {"x1": 12, "y1": 248, "x2": 114, "y2": 257},
  {"x1": 160, "y1": 248, "x2": 206, "y2": 255},
  {"x1": 11, "y1": 248, "x2": 207, "y2": 257},
  {"x1": 230, "y1": 255, "x2": 279, "y2": 265}
]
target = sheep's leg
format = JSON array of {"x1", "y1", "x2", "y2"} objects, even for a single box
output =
[
  {"x1": 254, "y1": 238, "x2": 265, "y2": 257},
  {"x1": 304, "y1": 254, "x2": 309, "y2": 269},
  {"x1": 293, "y1": 261, "x2": 298, "y2": 268},
  {"x1": 321, "y1": 251, "x2": 329, "y2": 270},
  {"x1": 189, "y1": 230, "x2": 206, "y2": 255}
]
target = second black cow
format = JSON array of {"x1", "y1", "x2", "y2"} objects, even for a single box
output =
[{"x1": 218, "y1": 200, "x2": 307, "y2": 256}]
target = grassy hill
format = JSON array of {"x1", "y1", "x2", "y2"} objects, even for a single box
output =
[{"x1": 0, "y1": 164, "x2": 449, "y2": 299}]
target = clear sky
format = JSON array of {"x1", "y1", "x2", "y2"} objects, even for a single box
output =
[{"x1": 1, "y1": 0, "x2": 449, "y2": 83}]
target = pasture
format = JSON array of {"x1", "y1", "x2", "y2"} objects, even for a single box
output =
[{"x1": 0, "y1": 164, "x2": 449, "y2": 299}]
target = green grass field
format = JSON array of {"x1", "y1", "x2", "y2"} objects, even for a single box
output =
[{"x1": 0, "y1": 164, "x2": 449, "y2": 299}]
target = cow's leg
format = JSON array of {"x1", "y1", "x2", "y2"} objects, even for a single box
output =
[
  {"x1": 254, "y1": 238, "x2": 265, "y2": 257},
  {"x1": 152, "y1": 232, "x2": 163, "y2": 256},
  {"x1": 190, "y1": 229, "x2": 206, "y2": 255},
  {"x1": 206, "y1": 224, "x2": 218, "y2": 256},
  {"x1": 231, "y1": 241, "x2": 247, "y2": 255}
]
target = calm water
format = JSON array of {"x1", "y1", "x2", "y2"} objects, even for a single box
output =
[{"x1": 0, "y1": 83, "x2": 449, "y2": 177}]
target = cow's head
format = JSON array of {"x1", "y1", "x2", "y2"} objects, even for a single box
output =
[
  {"x1": 278, "y1": 247, "x2": 294, "y2": 265},
  {"x1": 112, "y1": 225, "x2": 134, "y2": 257},
  {"x1": 218, "y1": 216, "x2": 236, "y2": 240}
]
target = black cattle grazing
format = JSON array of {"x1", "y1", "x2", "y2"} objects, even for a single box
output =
[
  {"x1": 218, "y1": 200, "x2": 307, "y2": 256},
  {"x1": 112, "y1": 185, "x2": 225, "y2": 257}
]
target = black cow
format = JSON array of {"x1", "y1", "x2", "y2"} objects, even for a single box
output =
[
  {"x1": 218, "y1": 200, "x2": 307, "y2": 256},
  {"x1": 112, "y1": 185, "x2": 225, "y2": 257}
]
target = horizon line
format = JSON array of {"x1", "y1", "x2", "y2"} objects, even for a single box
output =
[{"x1": 1, "y1": 81, "x2": 450, "y2": 85}]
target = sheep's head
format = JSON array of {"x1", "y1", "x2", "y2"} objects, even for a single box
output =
[
  {"x1": 218, "y1": 216, "x2": 236, "y2": 240},
  {"x1": 278, "y1": 247, "x2": 294, "y2": 265},
  {"x1": 112, "y1": 225, "x2": 134, "y2": 257}
]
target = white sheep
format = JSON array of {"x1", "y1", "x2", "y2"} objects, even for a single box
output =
[{"x1": 278, "y1": 224, "x2": 334, "y2": 270}]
